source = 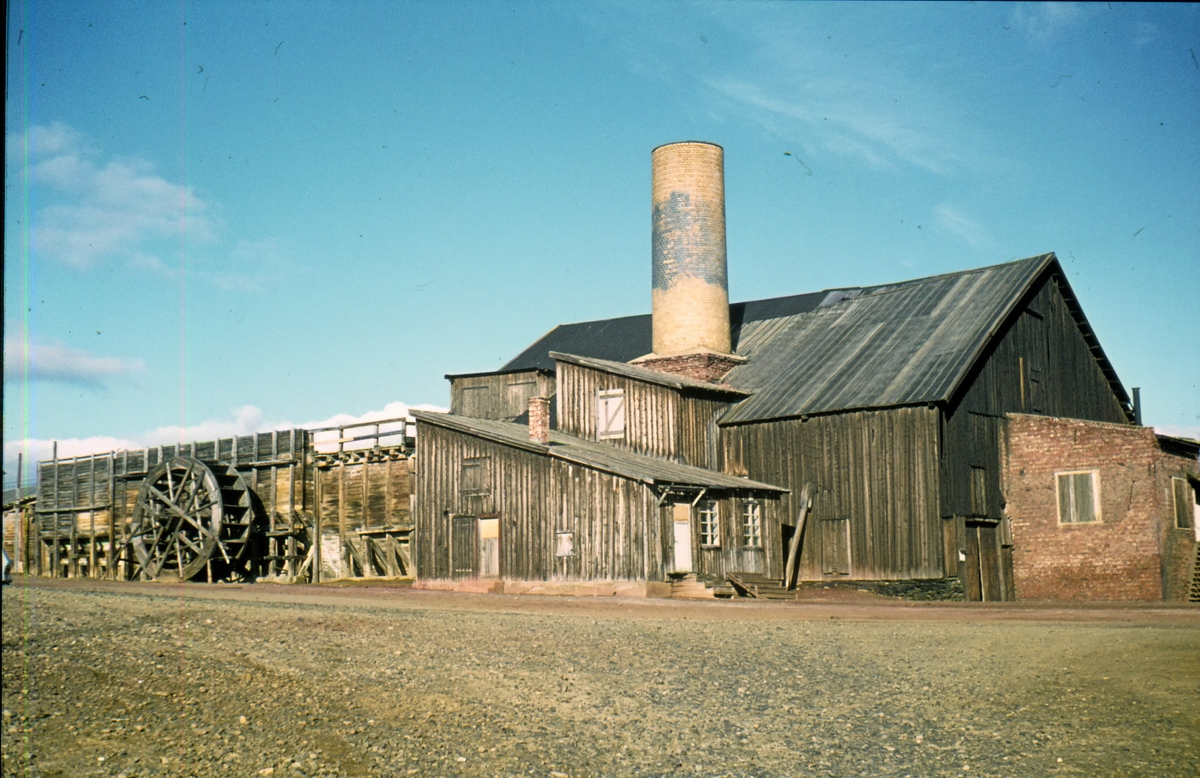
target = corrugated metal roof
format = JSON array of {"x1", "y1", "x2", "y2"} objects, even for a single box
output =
[
  {"x1": 412, "y1": 411, "x2": 787, "y2": 493},
  {"x1": 549, "y1": 352, "x2": 750, "y2": 397},
  {"x1": 491, "y1": 254, "x2": 1128, "y2": 425},
  {"x1": 719, "y1": 256, "x2": 1054, "y2": 423}
]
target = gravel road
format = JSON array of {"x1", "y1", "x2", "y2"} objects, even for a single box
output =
[{"x1": 3, "y1": 578, "x2": 1198, "y2": 778}]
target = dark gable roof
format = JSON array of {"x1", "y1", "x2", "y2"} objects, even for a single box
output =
[
  {"x1": 412, "y1": 411, "x2": 786, "y2": 493},
  {"x1": 497, "y1": 254, "x2": 1130, "y2": 425}
]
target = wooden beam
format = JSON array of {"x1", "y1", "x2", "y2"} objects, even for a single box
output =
[{"x1": 784, "y1": 483, "x2": 814, "y2": 591}]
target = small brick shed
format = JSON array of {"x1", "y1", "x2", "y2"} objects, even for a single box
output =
[{"x1": 1003, "y1": 414, "x2": 1200, "y2": 601}]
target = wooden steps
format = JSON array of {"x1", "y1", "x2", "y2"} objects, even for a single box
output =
[
  {"x1": 670, "y1": 573, "x2": 735, "y2": 599},
  {"x1": 726, "y1": 572, "x2": 797, "y2": 600}
]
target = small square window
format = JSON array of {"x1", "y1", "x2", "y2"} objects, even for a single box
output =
[
  {"x1": 1056, "y1": 471, "x2": 1100, "y2": 524},
  {"x1": 597, "y1": 389, "x2": 625, "y2": 439},
  {"x1": 742, "y1": 501, "x2": 762, "y2": 548},
  {"x1": 698, "y1": 500, "x2": 720, "y2": 547}
]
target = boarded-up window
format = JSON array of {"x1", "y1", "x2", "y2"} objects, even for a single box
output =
[
  {"x1": 597, "y1": 389, "x2": 625, "y2": 439},
  {"x1": 1173, "y1": 477, "x2": 1194, "y2": 530},
  {"x1": 698, "y1": 500, "x2": 720, "y2": 547},
  {"x1": 970, "y1": 466, "x2": 987, "y2": 517},
  {"x1": 506, "y1": 380, "x2": 538, "y2": 418},
  {"x1": 460, "y1": 385, "x2": 490, "y2": 417},
  {"x1": 820, "y1": 518, "x2": 850, "y2": 575},
  {"x1": 556, "y1": 531, "x2": 575, "y2": 558},
  {"x1": 742, "y1": 501, "x2": 762, "y2": 548},
  {"x1": 461, "y1": 457, "x2": 489, "y2": 495},
  {"x1": 1056, "y1": 471, "x2": 1099, "y2": 524}
]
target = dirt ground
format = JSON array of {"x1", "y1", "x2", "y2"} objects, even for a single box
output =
[{"x1": 2, "y1": 578, "x2": 1198, "y2": 778}]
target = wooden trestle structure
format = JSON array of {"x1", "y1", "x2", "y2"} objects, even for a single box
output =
[{"x1": 5, "y1": 418, "x2": 415, "y2": 583}]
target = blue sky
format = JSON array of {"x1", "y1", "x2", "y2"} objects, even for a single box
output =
[{"x1": 5, "y1": 1, "x2": 1198, "y2": 486}]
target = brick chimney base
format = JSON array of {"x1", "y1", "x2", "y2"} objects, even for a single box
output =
[{"x1": 631, "y1": 351, "x2": 745, "y2": 384}]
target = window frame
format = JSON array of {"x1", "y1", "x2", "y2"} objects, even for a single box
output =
[
  {"x1": 1055, "y1": 470, "x2": 1101, "y2": 525},
  {"x1": 1172, "y1": 477, "x2": 1194, "y2": 531},
  {"x1": 596, "y1": 388, "x2": 626, "y2": 440},
  {"x1": 697, "y1": 500, "x2": 720, "y2": 548},
  {"x1": 742, "y1": 500, "x2": 762, "y2": 548}
]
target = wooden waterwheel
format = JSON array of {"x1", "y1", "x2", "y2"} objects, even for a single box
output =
[{"x1": 129, "y1": 456, "x2": 256, "y2": 582}]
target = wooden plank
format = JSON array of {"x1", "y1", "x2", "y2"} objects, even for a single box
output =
[{"x1": 784, "y1": 483, "x2": 813, "y2": 590}]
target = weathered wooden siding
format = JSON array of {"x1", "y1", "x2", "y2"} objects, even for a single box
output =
[
  {"x1": 722, "y1": 406, "x2": 943, "y2": 581},
  {"x1": 414, "y1": 421, "x2": 668, "y2": 581},
  {"x1": 316, "y1": 455, "x2": 411, "y2": 533},
  {"x1": 30, "y1": 430, "x2": 316, "y2": 580},
  {"x1": 556, "y1": 361, "x2": 733, "y2": 467},
  {"x1": 450, "y1": 370, "x2": 555, "y2": 421},
  {"x1": 941, "y1": 273, "x2": 1130, "y2": 522}
]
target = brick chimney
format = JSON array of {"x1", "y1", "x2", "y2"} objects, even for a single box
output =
[
  {"x1": 528, "y1": 396, "x2": 550, "y2": 444},
  {"x1": 633, "y1": 141, "x2": 744, "y2": 383}
]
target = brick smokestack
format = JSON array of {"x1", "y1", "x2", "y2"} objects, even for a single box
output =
[
  {"x1": 528, "y1": 396, "x2": 550, "y2": 444},
  {"x1": 650, "y1": 141, "x2": 731, "y2": 356}
]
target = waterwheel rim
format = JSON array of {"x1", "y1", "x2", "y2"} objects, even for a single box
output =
[{"x1": 131, "y1": 457, "x2": 224, "y2": 581}]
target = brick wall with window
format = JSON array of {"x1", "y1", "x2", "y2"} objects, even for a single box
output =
[{"x1": 1003, "y1": 414, "x2": 1199, "y2": 601}]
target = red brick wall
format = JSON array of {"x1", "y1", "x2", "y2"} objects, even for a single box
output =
[
  {"x1": 1002, "y1": 414, "x2": 1198, "y2": 601},
  {"x1": 633, "y1": 352, "x2": 743, "y2": 383}
]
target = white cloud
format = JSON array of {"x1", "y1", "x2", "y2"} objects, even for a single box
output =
[
  {"x1": 8, "y1": 121, "x2": 218, "y2": 270},
  {"x1": 932, "y1": 205, "x2": 994, "y2": 251},
  {"x1": 3, "y1": 328, "x2": 145, "y2": 388},
  {"x1": 1009, "y1": 3, "x2": 1087, "y2": 45},
  {"x1": 3, "y1": 400, "x2": 449, "y2": 488}
]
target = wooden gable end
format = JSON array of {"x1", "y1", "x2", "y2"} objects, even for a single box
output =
[
  {"x1": 555, "y1": 360, "x2": 733, "y2": 469},
  {"x1": 941, "y1": 269, "x2": 1131, "y2": 522}
]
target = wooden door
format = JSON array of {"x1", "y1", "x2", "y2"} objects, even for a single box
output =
[
  {"x1": 965, "y1": 521, "x2": 1008, "y2": 601},
  {"x1": 478, "y1": 518, "x2": 500, "y2": 578},
  {"x1": 672, "y1": 503, "x2": 692, "y2": 573},
  {"x1": 451, "y1": 515, "x2": 478, "y2": 579}
]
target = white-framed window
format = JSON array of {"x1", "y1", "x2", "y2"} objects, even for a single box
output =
[
  {"x1": 742, "y1": 500, "x2": 762, "y2": 548},
  {"x1": 698, "y1": 500, "x2": 720, "y2": 547},
  {"x1": 1172, "y1": 477, "x2": 1194, "y2": 531},
  {"x1": 597, "y1": 389, "x2": 625, "y2": 439},
  {"x1": 1056, "y1": 470, "x2": 1100, "y2": 524}
]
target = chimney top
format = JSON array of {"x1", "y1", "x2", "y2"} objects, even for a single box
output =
[{"x1": 528, "y1": 396, "x2": 551, "y2": 444}]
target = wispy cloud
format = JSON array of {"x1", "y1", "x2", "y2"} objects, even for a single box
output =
[
  {"x1": 3, "y1": 400, "x2": 449, "y2": 487},
  {"x1": 1155, "y1": 425, "x2": 1200, "y2": 442},
  {"x1": 932, "y1": 205, "x2": 994, "y2": 251},
  {"x1": 1009, "y1": 3, "x2": 1088, "y2": 45},
  {"x1": 9, "y1": 122, "x2": 218, "y2": 270},
  {"x1": 3, "y1": 326, "x2": 145, "y2": 388}
]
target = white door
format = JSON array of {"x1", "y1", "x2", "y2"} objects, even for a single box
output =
[
  {"x1": 672, "y1": 504, "x2": 693, "y2": 573},
  {"x1": 478, "y1": 518, "x2": 500, "y2": 578}
]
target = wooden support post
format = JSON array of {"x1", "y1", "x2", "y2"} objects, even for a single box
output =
[
  {"x1": 784, "y1": 483, "x2": 814, "y2": 591},
  {"x1": 88, "y1": 456, "x2": 97, "y2": 577},
  {"x1": 52, "y1": 443, "x2": 60, "y2": 578},
  {"x1": 107, "y1": 453, "x2": 116, "y2": 578},
  {"x1": 16, "y1": 453, "x2": 24, "y2": 574},
  {"x1": 338, "y1": 459, "x2": 348, "y2": 575}
]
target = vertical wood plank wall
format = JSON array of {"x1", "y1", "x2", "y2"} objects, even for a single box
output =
[
  {"x1": 414, "y1": 421, "x2": 668, "y2": 581},
  {"x1": 28, "y1": 430, "x2": 318, "y2": 580},
  {"x1": 556, "y1": 361, "x2": 734, "y2": 468},
  {"x1": 450, "y1": 371, "x2": 556, "y2": 420},
  {"x1": 722, "y1": 406, "x2": 943, "y2": 581},
  {"x1": 941, "y1": 273, "x2": 1131, "y2": 522}
]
